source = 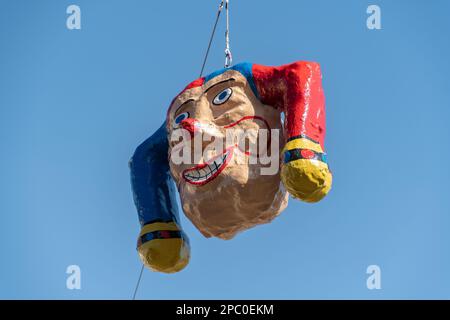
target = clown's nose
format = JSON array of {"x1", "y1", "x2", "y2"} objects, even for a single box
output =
[{"x1": 180, "y1": 118, "x2": 199, "y2": 136}]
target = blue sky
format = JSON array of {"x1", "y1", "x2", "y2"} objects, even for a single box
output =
[{"x1": 1, "y1": 0, "x2": 450, "y2": 299}]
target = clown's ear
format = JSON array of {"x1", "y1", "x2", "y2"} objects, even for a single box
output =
[
  {"x1": 253, "y1": 61, "x2": 332, "y2": 202},
  {"x1": 129, "y1": 122, "x2": 190, "y2": 273}
]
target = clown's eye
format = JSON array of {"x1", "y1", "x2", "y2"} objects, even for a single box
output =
[
  {"x1": 173, "y1": 112, "x2": 190, "y2": 128},
  {"x1": 213, "y1": 88, "x2": 232, "y2": 105}
]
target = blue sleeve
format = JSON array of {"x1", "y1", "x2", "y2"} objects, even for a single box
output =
[{"x1": 129, "y1": 122, "x2": 180, "y2": 226}]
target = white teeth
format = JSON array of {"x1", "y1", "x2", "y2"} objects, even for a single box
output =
[
  {"x1": 192, "y1": 171, "x2": 200, "y2": 179},
  {"x1": 183, "y1": 151, "x2": 229, "y2": 183}
]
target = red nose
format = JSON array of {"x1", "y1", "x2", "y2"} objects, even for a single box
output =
[{"x1": 180, "y1": 118, "x2": 198, "y2": 136}]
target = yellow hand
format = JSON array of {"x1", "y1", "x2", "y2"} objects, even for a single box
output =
[
  {"x1": 137, "y1": 222, "x2": 190, "y2": 273},
  {"x1": 281, "y1": 138, "x2": 332, "y2": 203}
]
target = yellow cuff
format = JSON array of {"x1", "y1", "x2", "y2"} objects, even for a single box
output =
[
  {"x1": 139, "y1": 222, "x2": 180, "y2": 236},
  {"x1": 283, "y1": 138, "x2": 323, "y2": 154}
]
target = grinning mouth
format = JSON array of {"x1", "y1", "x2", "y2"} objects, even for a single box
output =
[{"x1": 182, "y1": 147, "x2": 233, "y2": 185}]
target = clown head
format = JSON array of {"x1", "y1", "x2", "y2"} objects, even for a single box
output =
[
  {"x1": 167, "y1": 64, "x2": 288, "y2": 240},
  {"x1": 130, "y1": 61, "x2": 332, "y2": 273}
]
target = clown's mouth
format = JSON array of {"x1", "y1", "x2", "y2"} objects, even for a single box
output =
[{"x1": 182, "y1": 148, "x2": 233, "y2": 185}]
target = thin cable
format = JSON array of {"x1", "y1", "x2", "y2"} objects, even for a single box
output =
[
  {"x1": 224, "y1": 0, "x2": 232, "y2": 67},
  {"x1": 199, "y1": 0, "x2": 224, "y2": 77},
  {"x1": 132, "y1": 264, "x2": 144, "y2": 300},
  {"x1": 132, "y1": 2, "x2": 226, "y2": 300}
]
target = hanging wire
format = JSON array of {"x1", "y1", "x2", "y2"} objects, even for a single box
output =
[
  {"x1": 132, "y1": 264, "x2": 144, "y2": 300},
  {"x1": 199, "y1": 0, "x2": 225, "y2": 77},
  {"x1": 224, "y1": 0, "x2": 232, "y2": 68},
  {"x1": 132, "y1": 1, "x2": 231, "y2": 299}
]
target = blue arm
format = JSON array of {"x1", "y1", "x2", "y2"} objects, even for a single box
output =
[
  {"x1": 129, "y1": 122, "x2": 180, "y2": 226},
  {"x1": 129, "y1": 122, "x2": 190, "y2": 273}
]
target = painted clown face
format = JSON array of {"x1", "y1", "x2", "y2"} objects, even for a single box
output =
[
  {"x1": 167, "y1": 69, "x2": 288, "y2": 239},
  {"x1": 130, "y1": 61, "x2": 333, "y2": 273}
]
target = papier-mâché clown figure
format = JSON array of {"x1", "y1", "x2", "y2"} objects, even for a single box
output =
[{"x1": 130, "y1": 61, "x2": 332, "y2": 273}]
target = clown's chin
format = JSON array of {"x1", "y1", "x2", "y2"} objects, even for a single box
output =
[{"x1": 179, "y1": 163, "x2": 289, "y2": 239}]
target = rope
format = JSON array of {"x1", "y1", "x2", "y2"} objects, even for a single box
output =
[
  {"x1": 199, "y1": 0, "x2": 225, "y2": 77},
  {"x1": 132, "y1": 264, "x2": 145, "y2": 300}
]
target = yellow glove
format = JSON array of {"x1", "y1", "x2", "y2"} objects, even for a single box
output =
[
  {"x1": 281, "y1": 137, "x2": 332, "y2": 203},
  {"x1": 137, "y1": 221, "x2": 190, "y2": 273}
]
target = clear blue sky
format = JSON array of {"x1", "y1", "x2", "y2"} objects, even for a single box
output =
[{"x1": 1, "y1": 0, "x2": 450, "y2": 299}]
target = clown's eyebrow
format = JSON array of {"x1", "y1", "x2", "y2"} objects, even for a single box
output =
[
  {"x1": 175, "y1": 78, "x2": 236, "y2": 114},
  {"x1": 174, "y1": 99, "x2": 195, "y2": 115},
  {"x1": 204, "y1": 78, "x2": 235, "y2": 93}
]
